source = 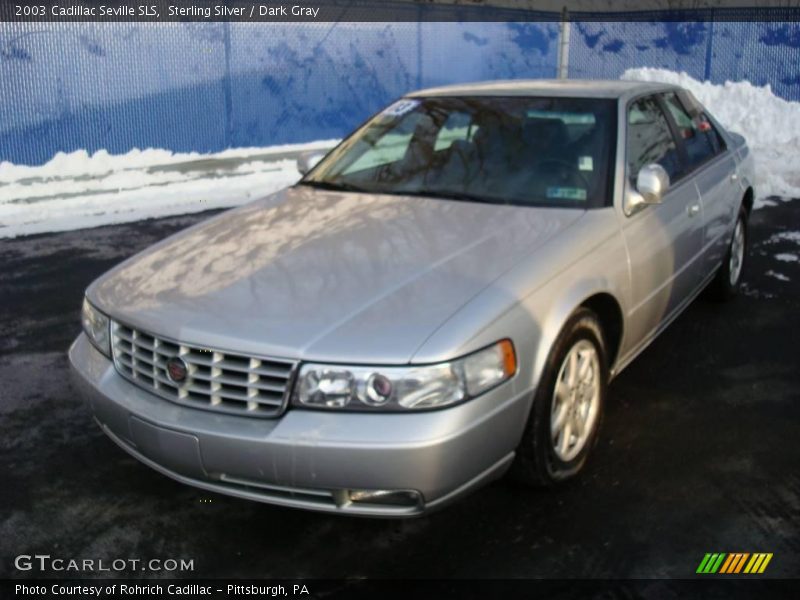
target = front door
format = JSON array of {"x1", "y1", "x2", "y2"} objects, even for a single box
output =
[{"x1": 619, "y1": 94, "x2": 706, "y2": 350}]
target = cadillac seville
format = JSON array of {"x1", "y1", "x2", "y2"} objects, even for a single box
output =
[{"x1": 70, "y1": 80, "x2": 755, "y2": 516}]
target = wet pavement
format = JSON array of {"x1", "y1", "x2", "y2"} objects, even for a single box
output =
[{"x1": 1, "y1": 200, "x2": 799, "y2": 580}]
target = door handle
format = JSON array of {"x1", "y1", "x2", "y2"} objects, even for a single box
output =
[{"x1": 688, "y1": 204, "x2": 700, "y2": 217}]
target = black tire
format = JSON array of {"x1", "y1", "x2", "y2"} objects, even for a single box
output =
[
  {"x1": 510, "y1": 308, "x2": 608, "y2": 488},
  {"x1": 709, "y1": 207, "x2": 748, "y2": 301}
]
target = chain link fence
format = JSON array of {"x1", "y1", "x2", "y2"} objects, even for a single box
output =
[
  {"x1": 1, "y1": 16, "x2": 797, "y2": 165},
  {"x1": 568, "y1": 21, "x2": 800, "y2": 101}
]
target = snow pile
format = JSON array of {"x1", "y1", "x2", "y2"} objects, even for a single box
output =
[
  {"x1": 0, "y1": 142, "x2": 335, "y2": 183},
  {"x1": 623, "y1": 68, "x2": 800, "y2": 205},
  {"x1": 770, "y1": 231, "x2": 800, "y2": 244},
  {"x1": 767, "y1": 231, "x2": 800, "y2": 281},
  {"x1": 0, "y1": 141, "x2": 337, "y2": 239},
  {"x1": 766, "y1": 270, "x2": 791, "y2": 282}
]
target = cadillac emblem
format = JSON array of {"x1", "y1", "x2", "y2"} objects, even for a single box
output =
[{"x1": 166, "y1": 356, "x2": 188, "y2": 383}]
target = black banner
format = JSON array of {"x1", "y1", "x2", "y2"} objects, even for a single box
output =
[{"x1": 3, "y1": 0, "x2": 800, "y2": 22}]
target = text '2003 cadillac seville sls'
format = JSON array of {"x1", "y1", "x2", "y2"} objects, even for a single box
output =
[{"x1": 70, "y1": 79, "x2": 754, "y2": 516}]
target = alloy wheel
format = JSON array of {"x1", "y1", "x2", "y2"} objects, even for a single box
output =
[
  {"x1": 550, "y1": 339, "x2": 601, "y2": 462},
  {"x1": 729, "y1": 218, "x2": 745, "y2": 286}
]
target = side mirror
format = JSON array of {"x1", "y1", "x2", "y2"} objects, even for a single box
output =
[
  {"x1": 636, "y1": 163, "x2": 670, "y2": 204},
  {"x1": 624, "y1": 163, "x2": 670, "y2": 215},
  {"x1": 296, "y1": 151, "x2": 326, "y2": 176}
]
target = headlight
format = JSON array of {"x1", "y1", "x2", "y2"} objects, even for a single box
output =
[
  {"x1": 81, "y1": 298, "x2": 111, "y2": 358},
  {"x1": 293, "y1": 340, "x2": 516, "y2": 411}
]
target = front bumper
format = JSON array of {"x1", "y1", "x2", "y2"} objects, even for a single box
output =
[{"x1": 69, "y1": 333, "x2": 530, "y2": 516}]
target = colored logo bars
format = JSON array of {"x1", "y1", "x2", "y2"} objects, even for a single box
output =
[{"x1": 696, "y1": 553, "x2": 773, "y2": 574}]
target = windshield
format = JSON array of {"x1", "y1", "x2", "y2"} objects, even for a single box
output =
[{"x1": 303, "y1": 95, "x2": 617, "y2": 208}]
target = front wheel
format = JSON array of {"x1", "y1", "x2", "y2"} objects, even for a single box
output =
[
  {"x1": 710, "y1": 208, "x2": 748, "y2": 301},
  {"x1": 510, "y1": 308, "x2": 608, "y2": 487}
]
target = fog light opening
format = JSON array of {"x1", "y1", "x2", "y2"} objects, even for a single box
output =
[{"x1": 344, "y1": 489, "x2": 421, "y2": 508}]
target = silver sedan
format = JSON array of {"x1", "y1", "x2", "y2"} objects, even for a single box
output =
[{"x1": 70, "y1": 79, "x2": 755, "y2": 516}]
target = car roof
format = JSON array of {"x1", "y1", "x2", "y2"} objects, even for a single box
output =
[{"x1": 407, "y1": 79, "x2": 677, "y2": 100}]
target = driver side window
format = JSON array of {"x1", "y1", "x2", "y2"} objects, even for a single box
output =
[{"x1": 627, "y1": 96, "x2": 682, "y2": 183}]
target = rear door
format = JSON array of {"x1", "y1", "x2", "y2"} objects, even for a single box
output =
[
  {"x1": 619, "y1": 94, "x2": 705, "y2": 349},
  {"x1": 660, "y1": 91, "x2": 739, "y2": 280}
]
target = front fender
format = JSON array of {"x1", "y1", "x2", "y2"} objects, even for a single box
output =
[
  {"x1": 411, "y1": 209, "x2": 628, "y2": 440},
  {"x1": 525, "y1": 278, "x2": 625, "y2": 395}
]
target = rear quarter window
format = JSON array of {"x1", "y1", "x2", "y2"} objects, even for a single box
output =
[{"x1": 662, "y1": 92, "x2": 725, "y2": 170}]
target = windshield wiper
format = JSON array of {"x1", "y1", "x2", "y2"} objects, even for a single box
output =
[
  {"x1": 299, "y1": 181, "x2": 508, "y2": 206},
  {"x1": 384, "y1": 189, "x2": 510, "y2": 206},
  {"x1": 296, "y1": 180, "x2": 371, "y2": 193}
]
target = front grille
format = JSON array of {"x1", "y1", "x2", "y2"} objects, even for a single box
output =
[{"x1": 110, "y1": 321, "x2": 296, "y2": 418}]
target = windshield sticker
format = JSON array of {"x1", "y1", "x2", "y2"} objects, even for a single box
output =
[
  {"x1": 547, "y1": 187, "x2": 587, "y2": 201},
  {"x1": 382, "y1": 99, "x2": 421, "y2": 118},
  {"x1": 578, "y1": 156, "x2": 594, "y2": 171}
]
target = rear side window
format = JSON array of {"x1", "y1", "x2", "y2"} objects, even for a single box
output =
[
  {"x1": 627, "y1": 96, "x2": 682, "y2": 182},
  {"x1": 662, "y1": 92, "x2": 725, "y2": 169},
  {"x1": 700, "y1": 115, "x2": 726, "y2": 155}
]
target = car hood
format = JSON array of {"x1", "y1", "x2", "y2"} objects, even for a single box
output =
[{"x1": 89, "y1": 186, "x2": 584, "y2": 363}]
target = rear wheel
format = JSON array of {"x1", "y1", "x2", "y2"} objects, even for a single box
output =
[
  {"x1": 511, "y1": 308, "x2": 607, "y2": 487},
  {"x1": 710, "y1": 208, "x2": 748, "y2": 301}
]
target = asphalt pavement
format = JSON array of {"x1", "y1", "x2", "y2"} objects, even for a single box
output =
[{"x1": 1, "y1": 199, "x2": 799, "y2": 581}]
